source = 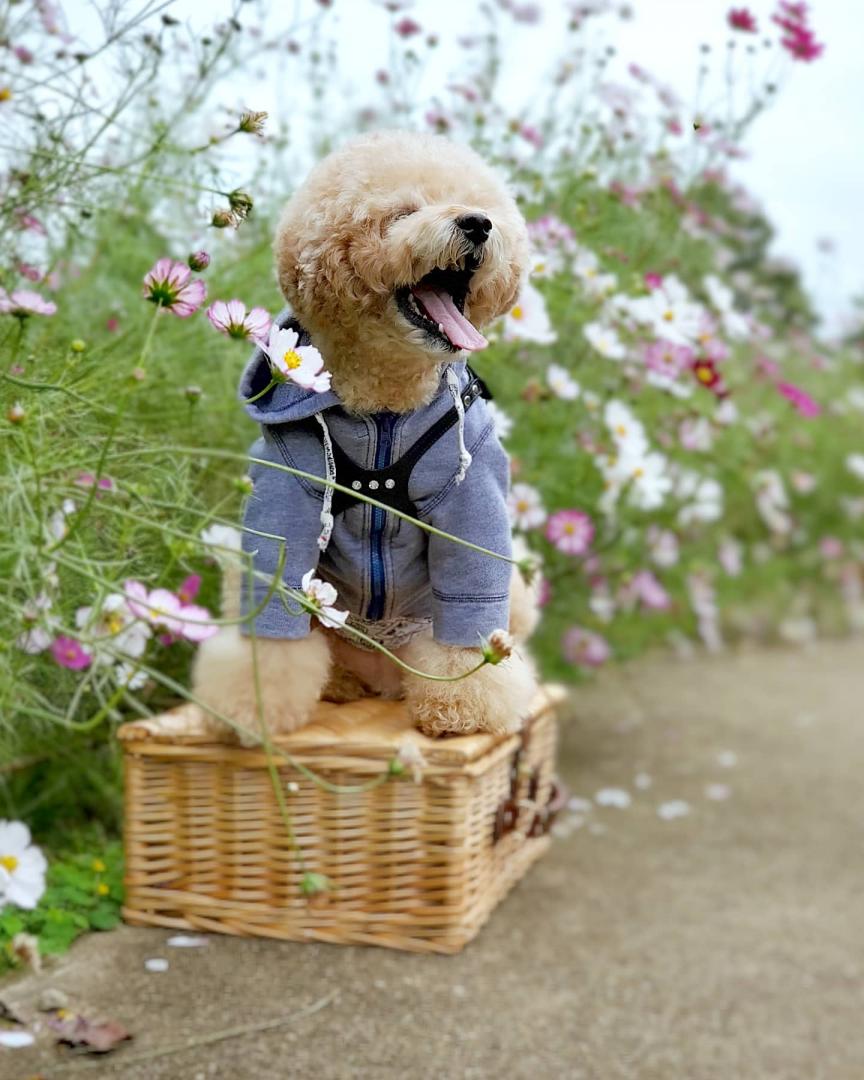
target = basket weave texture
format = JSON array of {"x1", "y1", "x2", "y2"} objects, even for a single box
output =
[{"x1": 120, "y1": 686, "x2": 564, "y2": 954}]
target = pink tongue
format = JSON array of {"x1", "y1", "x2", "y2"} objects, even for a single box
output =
[{"x1": 412, "y1": 285, "x2": 488, "y2": 352}]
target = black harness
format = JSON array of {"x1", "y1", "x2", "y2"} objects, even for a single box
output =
[
  {"x1": 263, "y1": 317, "x2": 492, "y2": 519},
  {"x1": 293, "y1": 369, "x2": 490, "y2": 518}
]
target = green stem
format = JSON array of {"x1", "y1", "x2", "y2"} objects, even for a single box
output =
[
  {"x1": 243, "y1": 377, "x2": 278, "y2": 404},
  {"x1": 109, "y1": 444, "x2": 518, "y2": 567}
]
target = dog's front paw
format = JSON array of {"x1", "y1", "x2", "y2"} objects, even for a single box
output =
[
  {"x1": 191, "y1": 627, "x2": 332, "y2": 745},
  {"x1": 400, "y1": 636, "x2": 537, "y2": 738}
]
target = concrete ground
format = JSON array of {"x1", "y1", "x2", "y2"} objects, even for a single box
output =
[{"x1": 3, "y1": 640, "x2": 864, "y2": 1080}]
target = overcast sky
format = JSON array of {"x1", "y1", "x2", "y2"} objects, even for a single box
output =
[{"x1": 67, "y1": 0, "x2": 863, "y2": 331}]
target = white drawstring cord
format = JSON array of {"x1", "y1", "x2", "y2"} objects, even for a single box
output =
[
  {"x1": 446, "y1": 366, "x2": 472, "y2": 484},
  {"x1": 315, "y1": 412, "x2": 336, "y2": 551}
]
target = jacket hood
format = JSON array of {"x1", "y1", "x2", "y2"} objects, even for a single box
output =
[{"x1": 238, "y1": 311, "x2": 341, "y2": 425}]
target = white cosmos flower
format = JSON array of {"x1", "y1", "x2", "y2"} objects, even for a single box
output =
[
  {"x1": 507, "y1": 482, "x2": 546, "y2": 530},
  {"x1": 300, "y1": 569, "x2": 349, "y2": 628},
  {"x1": 263, "y1": 326, "x2": 331, "y2": 392},
  {"x1": 703, "y1": 274, "x2": 750, "y2": 340},
  {"x1": 529, "y1": 248, "x2": 565, "y2": 279},
  {"x1": 16, "y1": 592, "x2": 56, "y2": 654},
  {"x1": 76, "y1": 593, "x2": 151, "y2": 661},
  {"x1": 547, "y1": 363, "x2": 580, "y2": 401},
  {"x1": 0, "y1": 821, "x2": 47, "y2": 910},
  {"x1": 113, "y1": 660, "x2": 148, "y2": 691},
  {"x1": 584, "y1": 320, "x2": 626, "y2": 361},
  {"x1": 486, "y1": 400, "x2": 513, "y2": 441},
  {"x1": 846, "y1": 453, "x2": 864, "y2": 481},
  {"x1": 753, "y1": 470, "x2": 792, "y2": 535},
  {"x1": 676, "y1": 469, "x2": 724, "y2": 526},
  {"x1": 647, "y1": 526, "x2": 680, "y2": 568},
  {"x1": 628, "y1": 274, "x2": 705, "y2": 346},
  {"x1": 502, "y1": 280, "x2": 557, "y2": 344}
]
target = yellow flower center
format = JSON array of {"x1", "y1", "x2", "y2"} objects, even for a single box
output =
[
  {"x1": 662, "y1": 309, "x2": 674, "y2": 321},
  {"x1": 106, "y1": 613, "x2": 124, "y2": 635},
  {"x1": 563, "y1": 523, "x2": 575, "y2": 534},
  {"x1": 511, "y1": 305, "x2": 524, "y2": 320},
  {"x1": 0, "y1": 88, "x2": 11, "y2": 102},
  {"x1": 633, "y1": 467, "x2": 644, "y2": 478},
  {"x1": 696, "y1": 366, "x2": 713, "y2": 383},
  {"x1": 282, "y1": 349, "x2": 303, "y2": 370},
  {"x1": 516, "y1": 500, "x2": 528, "y2": 513},
  {"x1": 96, "y1": 882, "x2": 109, "y2": 896},
  {"x1": 0, "y1": 854, "x2": 18, "y2": 873},
  {"x1": 615, "y1": 424, "x2": 628, "y2": 437}
]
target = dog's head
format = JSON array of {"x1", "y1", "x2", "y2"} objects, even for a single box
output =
[{"x1": 275, "y1": 131, "x2": 529, "y2": 376}]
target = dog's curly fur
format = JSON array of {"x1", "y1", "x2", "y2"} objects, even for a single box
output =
[{"x1": 188, "y1": 130, "x2": 539, "y2": 743}]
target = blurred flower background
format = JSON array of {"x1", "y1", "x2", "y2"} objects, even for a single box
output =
[{"x1": 1, "y1": 0, "x2": 862, "y2": 962}]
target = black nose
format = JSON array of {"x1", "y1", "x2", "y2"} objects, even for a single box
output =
[{"x1": 456, "y1": 213, "x2": 492, "y2": 245}]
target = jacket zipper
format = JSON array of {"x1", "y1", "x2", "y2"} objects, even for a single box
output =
[{"x1": 366, "y1": 413, "x2": 397, "y2": 620}]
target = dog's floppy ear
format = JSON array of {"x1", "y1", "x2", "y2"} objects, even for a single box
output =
[{"x1": 274, "y1": 205, "x2": 303, "y2": 305}]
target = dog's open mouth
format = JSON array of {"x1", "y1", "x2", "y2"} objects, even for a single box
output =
[{"x1": 395, "y1": 263, "x2": 488, "y2": 353}]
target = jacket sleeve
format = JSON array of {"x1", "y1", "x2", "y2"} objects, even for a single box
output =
[
  {"x1": 239, "y1": 428, "x2": 323, "y2": 639},
  {"x1": 420, "y1": 423, "x2": 512, "y2": 647}
]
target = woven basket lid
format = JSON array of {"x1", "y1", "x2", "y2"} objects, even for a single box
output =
[{"x1": 118, "y1": 685, "x2": 566, "y2": 768}]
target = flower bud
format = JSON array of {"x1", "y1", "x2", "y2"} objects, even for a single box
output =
[
  {"x1": 482, "y1": 629, "x2": 513, "y2": 665},
  {"x1": 188, "y1": 250, "x2": 210, "y2": 271},
  {"x1": 211, "y1": 209, "x2": 236, "y2": 229},
  {"x1": 300, "y1": 871, "x2": 331, "y2": 897},
  {"x1": 238, "y1": 110, "x2": 268, "y2": 134},
  {"x1": 7, "y1": 401, "x2": 25, "y2": 424},
  {"x1": 228, "y1": 189, "x2": 253, "y2": 219},
  {"x1": 233, "y1": 474, "x2": 254, "y2": 495},
  {"x1": 70, "y1": 338, "x2": 86, "y2": 353},
  {"x1": 184, "y1": 384, "x2": 202, "y2": 404}
]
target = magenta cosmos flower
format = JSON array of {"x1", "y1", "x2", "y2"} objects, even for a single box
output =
[
  {"x1": 772, "y1": 2, "x2": 824, "y2": 61},
  {"x1": 562, "y1": 626, "x2": 610, "y2": 669},
  {"x1": 206, "y1": 299, "x2": 271, "y2": 342},
  {"x1": 545, "y1": 509, "x2": 594, "y2": 557},
  {"x1": 142, "y1": 258, "x2": 206, "y2": 317},
  {"x1": 776, "y1": 380, "x2": 821, "y2": 418},
  {"x1": 51, "y1": 636, "x2": 92, "y2": 670},
  {"x1": 0, "y1": 288, "x2": 57, "y2": 317},
  {"x1": 727, "y1": 7, "x2": 757, "y2": 32}
]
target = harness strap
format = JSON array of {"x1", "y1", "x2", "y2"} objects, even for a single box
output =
[{"x1": 287, "y1": 368, "x2": 490, "y2": 519}]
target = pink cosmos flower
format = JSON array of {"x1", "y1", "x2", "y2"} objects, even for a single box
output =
[
  {"x1": 74, "y1": 472, "x2": 115, "y2": 494},
  {"x1": 0, "y1": 288, "x2": 57, "y2": 317},
  {"x1": 545, "y1": 509, "x2": 594, "y2": 557},
  {"x1": 142, "y1": 258, "x2": 206, "y2": 318},
  {"x1": 644, "y1": 271, "x2": 664, "y2": 290},
  {"x1": 519, "y1": 124, "x2": 544, "y2": 149},
  {"x1": 124, "y1": 580, "x2": 217, "y2": 642},
  {"x1": 819, "y1": 536, "x2": 844, "y2": 560},
  {"x1": 106, "y1": 317, "x2": 120, "y2": 332},
  {"x1": 728, "y1": 7, "x2": 757, "y2": 31},
  {"x1": 394, "y1": 16, "x2": 421, "y2": 36},
  {"x1": 642, "y1": 339, "x2": 693, "y2": 379},
  {"x1": 206, "y1": 299, "x2": 271, "y2": 342},
  {"x1": 756, "y1": 355, "x2": 781, "y2": 379},
  {"x1": 51, "y1": 636, "x2": 92, "y2": 670},
  {"x1": 174, "y1": 604, "x2": 219, "y2": 643},
  {"x1": 17, "y1": 263, "x2": 41, "y2": 282},
  {"x1": 562, "y1": 626, "x2": 611, "y2": 669},
  {"x1": 126, "y1": 584, "x2": 185, "y2": 634},
  {"x1": 623, "y1": 570, "x2": 671, "y2": 612},
  {"x1": 776, "y1": 380, "x2": 821, "y2": 418}
]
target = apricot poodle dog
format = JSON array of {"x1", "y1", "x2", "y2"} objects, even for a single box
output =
[{"x1": 191, "y1": 130, "x2": 540, "y2": 743}]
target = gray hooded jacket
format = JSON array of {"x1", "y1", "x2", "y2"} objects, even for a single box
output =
[{"x1": 238, "y1": 313, "x2": 512, "y2": 648}]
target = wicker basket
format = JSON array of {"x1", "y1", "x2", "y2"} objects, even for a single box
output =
[{"x1": 119, "y1": 686, "x2": 565, "y2": 955}]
